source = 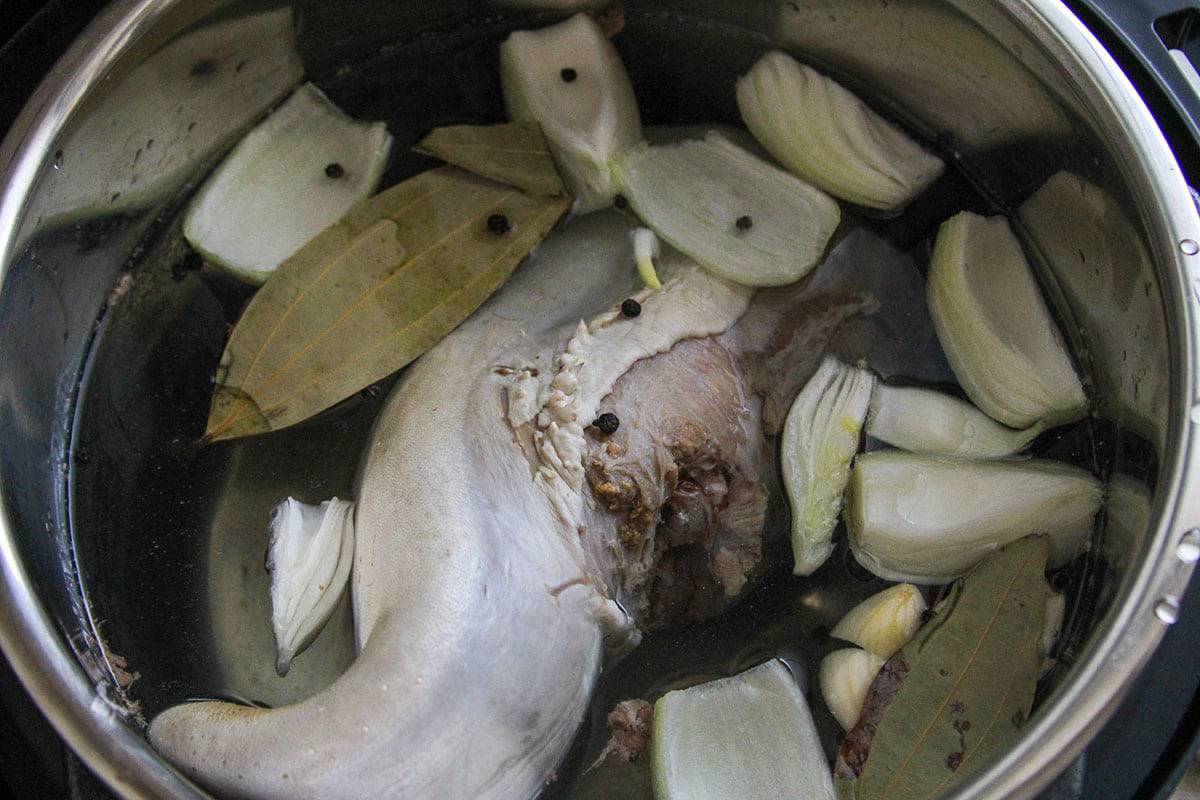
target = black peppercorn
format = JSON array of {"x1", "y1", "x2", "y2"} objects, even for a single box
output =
[
  {"x1": 735, "y1": 215, "x2": 753, "y2": 231},
  {"x1": 487, "y1": 213, "x2": 511, "y2": 234},
  {"x1": 325, "y1": 162, "x2": 345, "y2": 179},
  {"x1": 621, "y1": 298, "x2": 641, "y2": 318},
  {"x1": 613, "y1": 193, "x2": 628, "y2": 209},
  {"x1": 561, "y1": 67, "x2": 578, "y2": 82},
  {"x1": 593, "y1": 413, "x2": 620, "y2": 435}
]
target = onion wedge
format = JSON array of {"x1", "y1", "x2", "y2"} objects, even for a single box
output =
[
  {"x1": 846, "y1": 452, "x2": 1102, "y2": 583},
  {"x1": 184, "y1": 83, "x2": 392, "y2": 284},
  {"x1": 782, "y1": 356, "x2": 875, "y2": 575},
  {"x1": 500, "y1": 13, "x2": 642, "y2": 213},
  {"x1": 613, "y1": 132, "x2": 840, "y2": 287},
  {"x1": 866, "y1": 383, "x2": 1043, "y2": 458},
  {"x1": 927, "y1": 212, "x2": 1087, "y2": 429},
  {"x1": 652, "y1": 660, "x2": 834, "y2": 800},
  {"x1": 737, "y1": 50, "x2": 944, "y2": 210},
  {"x1": 267, "y1": 497, "x2": 355, "y2": 676}
]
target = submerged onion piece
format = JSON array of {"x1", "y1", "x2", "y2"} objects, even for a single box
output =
[
  {"x1": 866, "y1": 383, "x2": 1043, "y2": 458},
  {"x1": 928, "y1": 212, "x2": 1088, "y2": 429},
  {"x1": 846, "y1": 452, "x2": 1102, "y2": 583},
  {"x1": 782, "y1": 356, "x2": 876, "y2": 575},
  {"x1": 184, "y1": 83, "x2": 392, "y2": 285},
  {"x1": 737, "y1": 50, "x2": 944, "y2": 210},
  {"x1": 613, "y1": 132, "x2": 841, "y2": 287},
  {"x1": 820, "y1": 648, "x2": 886, "y2": 732},
  {"x1": 267, "y1": 497, "x2": 355, "y2": 676},
  {"x1": 632, "y1": 227, "x2": 663, "y2": 290},
  {"x1": 652, "y1": 660, "x2": 834, "y2": 800},
  {"x1": 500, "y1": 13, "x2": 642, "y2": 212},
  {"x1": 831, "y1": 583, "x2": 926, "y2": 658}
]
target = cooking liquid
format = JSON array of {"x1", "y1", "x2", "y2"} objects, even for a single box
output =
[{"x1": 59, "y1": 8, "x2": 1115, "y2": 798}]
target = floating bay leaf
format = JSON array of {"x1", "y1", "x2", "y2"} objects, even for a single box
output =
[
  {"x1": 835, "y1": 536, "x2": 1050, "y2": 800},
  {"x1": 205, "y1": 166, "x2": 569, "y2": 442},
  {"x1": 414, "y1": 122, "x2": 566, "y2": 197}
]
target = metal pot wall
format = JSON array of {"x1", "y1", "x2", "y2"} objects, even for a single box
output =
[{"x1": 2, "y1": 1, "x2": 1200, "y2": 798}]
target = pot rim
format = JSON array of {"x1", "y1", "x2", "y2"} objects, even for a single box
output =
[{"x1": 1, "y1": 2, "x2": 1199, "y2": 799}]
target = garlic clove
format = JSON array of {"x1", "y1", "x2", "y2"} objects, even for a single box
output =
[
  {"x1": 831, "y1": 584, "x2": 926, "y2": 659},
  {"x1": 820, "y1": 648, "x2": 886, "y2": 732},
  {"x1": 267, "y1": 497, "x2": 355, "y2": 676}
]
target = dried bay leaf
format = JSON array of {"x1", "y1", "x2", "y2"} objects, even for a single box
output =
[
  {"x1": 835, "y1": 536, "x2": 1051, "y2": 800},
  {"x1": 205, "y1": 166, "x2": 570, "y2": 442},
  {"x1": 414, "y1": 122, "x2": 566, "y2": 197}
]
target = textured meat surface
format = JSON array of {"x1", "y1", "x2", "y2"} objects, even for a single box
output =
[{"x1": 585, "y1": 336, "x2": 770, "y2": 626}]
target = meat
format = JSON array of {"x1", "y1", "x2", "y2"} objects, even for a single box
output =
[{"x1": 148, "y1": 211, "x2": 928, "y2": 800}]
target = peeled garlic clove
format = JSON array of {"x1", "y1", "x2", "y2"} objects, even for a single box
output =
[
  {"x1": 782, "y1": 356, "x2": 875, "y2": 575},
  {"x1": 820, "y1": 648, "x2": 886, "y2": 732},
  {"x1": 736, "y1": 50, "x2": 944, "y2": 211},
  {"x1": 831, "y1": 584, "x2": 926, "y2": 659},
  {"x1": 632, "y1": 227, "x2": 663, "y2": 290},
  {"x1": 928, "y1": 212, "x2": 1088, "y2": 429},
  {"x1": 652, "y1": 660, "x2": 834, "y2": 800},
  {"x1": 267, "y1": 497, "x2": 355, "y2": 676},
  {"x1": 866, "y1": 383, "x2": 1044, "y2": 458},
  {"x1": 846, "y1": 452, "x2": 1102, "y2": 584},
  {"x1": 184, "y1": 83, "x2": 393, "y2": 285},
  {"x1": 500, "y1": 13, "x2": 643, "y2": 213},
  {"x1": 613, "y1": 131, "x2": 841, "y2": 287}
]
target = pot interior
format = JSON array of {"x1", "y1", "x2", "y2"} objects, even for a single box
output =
[{"x1": 0, "y1": 1, "x2": 1174, "y2": 798}]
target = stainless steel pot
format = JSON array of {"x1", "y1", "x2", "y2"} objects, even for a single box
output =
[{"x1": 2, "y1": 1, "x2": 1200, "y2": 798}]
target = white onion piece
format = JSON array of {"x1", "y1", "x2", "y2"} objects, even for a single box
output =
[
  {"x1": 928, "y1": 212, "x2": 1087, "y2": 429},
  {"x1": 500, "y1": 13, "x2": 642, "y2": 212},
  {"x1": 846, "y1": 452, "x2": 1101, "y2": 584},
  {"x1": 866, "y1": 383, "x2": 1043, "y2": 458},
  {"x1": 652, "y1": 660, "x2": 834, "y2": 800},
  {"x1": 267, "y1": 497, "x2": 355, "y2": 676},
  {"x1": 782, "y1": 356, "x2": 875, "y2": 575},
  {"x1": 614, "y1": 132, "x2": 840, "y2": 287},
  {"x1": 737, "y1": 50, "x2": 944, "y2": 210},
  {"x1": 17, "y1": 8, "x2": 303, "y2": 248},
  {"x1": 819, "y1": 648, "x2": 886, "y2": 732},
  {"x1": 184, "y1": 83, "x2": 392, "y2": 285},
  {"x1": 830, "y1": 583, "x2": 926, "y2": 659}
]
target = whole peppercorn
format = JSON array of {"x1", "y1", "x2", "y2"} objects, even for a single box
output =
[
  {"x1": 560, "y1": 67, "x2": 578, "y2": 82},
  {"x1": 735, "y1": 215, "x2": 753, "y2": 231},
  {"x1": 593, "y1": 413, "x2": 620, "y2": 435},
  {"x1": 613, "y1": 193, "x2": 629, "y2": 209},
  {"x1": 487, "y1": 213, "x2": 511, "y2": 234},
  {"x1": 325, "y1": 162, "x2": 345, "y2": 179},
  {"x1": 621, "y1": 298, "x2": 641, "y2": 318}
]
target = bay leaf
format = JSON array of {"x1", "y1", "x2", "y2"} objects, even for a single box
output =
[
  {"x1": 205, "y1": 166, "x2": 570, "y2": 442},
  {"x1": 835, "y1": 536, "x2": 1051, "y2": 800},
  {"x1": 414, "y1": 122, "x2": 566, "y2": 197}
]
